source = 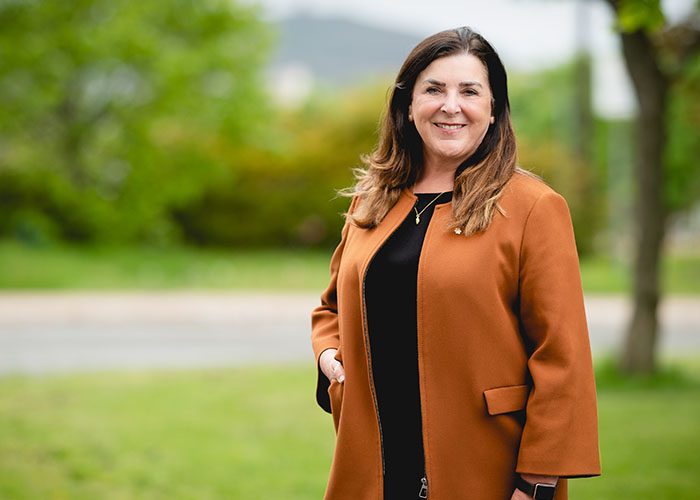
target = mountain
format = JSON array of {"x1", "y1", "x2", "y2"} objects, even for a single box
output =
[{"x1": 270, "y1": 13, "x2": 422, "y2": 86}]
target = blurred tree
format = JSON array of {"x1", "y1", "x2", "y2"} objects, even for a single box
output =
[
  {"x1": 604, "y1": 0, "x2": 700, "y2": 374},
  {"x1": 0, "y1": 0, "x2": 270, "y2": 244},
  {"x1": 174, "y1": 82, "x2": 385, "y2": 247}
]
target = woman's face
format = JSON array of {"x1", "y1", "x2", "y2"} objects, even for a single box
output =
[{"x1": 409, "y1": 52, "x2": 494, "y2": 169}]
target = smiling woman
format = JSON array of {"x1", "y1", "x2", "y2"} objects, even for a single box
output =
[
  {"x1": 408, "y1": 53, "x2": 496, "y2": 181},
  {"x1": 311, "y1": 27, "x2": 601, "y2": 500}
]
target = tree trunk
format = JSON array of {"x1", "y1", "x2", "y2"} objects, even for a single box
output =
[{"x1": 616, "y1": 29, "x2": 669, "y2": 374}]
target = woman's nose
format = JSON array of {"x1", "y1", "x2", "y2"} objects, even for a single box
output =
[{"x1": 440, "y1": 92, "x2": 461, "y2": 114}]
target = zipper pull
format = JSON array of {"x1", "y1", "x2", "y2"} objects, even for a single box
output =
[{"x1": 418, "y1": 476, "x2": 428, "y2": 498}]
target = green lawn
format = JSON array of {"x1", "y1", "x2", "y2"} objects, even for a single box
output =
[
  {"x1": 1, "y1": 359, "x2": 699, "y2": 499},
  {"x1": 0, "y1": 242, "x2": 330, "y2": 290},
  {"x1": 0, "y1": 241, "x2": 698, "y2": 294}
]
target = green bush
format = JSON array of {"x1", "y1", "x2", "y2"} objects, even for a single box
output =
[{"x1": 0, "y1": 0, "x2": 272, "y2": 245}]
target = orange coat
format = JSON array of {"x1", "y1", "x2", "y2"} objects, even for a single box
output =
[{"x1": 311, "y1": 171, "x2": 601, "y2": 499}]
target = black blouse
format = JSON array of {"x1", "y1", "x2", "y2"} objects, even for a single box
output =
[{"x1": 364, "y1": 191, "x2": 453, "y2": 500}]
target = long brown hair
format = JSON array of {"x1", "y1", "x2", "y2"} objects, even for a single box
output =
[{"x1": 342, "y1": 26, "x2": 520, "y2": 235}]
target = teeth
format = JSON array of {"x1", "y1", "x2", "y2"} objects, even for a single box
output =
[{"x1": 436, "y1": 124, "x2": 464, "y2": 130}]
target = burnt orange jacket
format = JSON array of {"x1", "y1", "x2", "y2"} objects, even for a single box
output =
[{"x1": 311, "y1": 171, "x2": 601, "y2": 499}]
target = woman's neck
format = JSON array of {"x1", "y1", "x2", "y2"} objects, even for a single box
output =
[{"x1": 413, "y1": 163, "x2": 456, "y2": 193}]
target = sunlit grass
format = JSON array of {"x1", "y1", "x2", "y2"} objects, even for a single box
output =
[
  {"x1": 0, "y1": 357, "x2": 698, "y2": 499},
  {"x1": 0, "y1": 365, "x2": 334, "y2": 499},
  {"x1": 0, "y1": 242, "x2": 330, "y2": 290},
  {"x1": 1, "y1": 241, "x2": 698, "y2": 293},
  {"x1": 579, "y1": 254, "x2": 700, "y2": 295}
]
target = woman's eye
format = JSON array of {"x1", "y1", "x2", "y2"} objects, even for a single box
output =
[
  {"x1": 426, "y1": 87, "x2": 441, "y2": 94},
  {"x1": 462, "y1": 88, "x2": 478, "y2": 96}
]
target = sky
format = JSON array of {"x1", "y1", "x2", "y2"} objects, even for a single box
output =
[{"x1": 245, "y1": 0, "x2": 697, "y2": 118}]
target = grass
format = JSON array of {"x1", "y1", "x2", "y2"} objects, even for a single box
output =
[
  {"x1": 0, "y1": 242, "x2": 330, "y2": 290},
  {"x1": 1, "y1": 358, "x2": 699, "y2": 499},
  {"x1": 0, "y1": 366, "x2": 335, "y2": 500},
  {"x1": 0, "y1": 241, "x2": 699, "y2": 293},
  {"x1": 579, "y1": 254, "x2": 700, "y2": 295},
  {"x1": 571, "y1": 356, "x2": 700, "y2": 499}
]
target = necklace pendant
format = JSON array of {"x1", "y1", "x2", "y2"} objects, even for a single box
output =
[{"x1": 415, "y1": 215, "x2": 420, "y2": 225}]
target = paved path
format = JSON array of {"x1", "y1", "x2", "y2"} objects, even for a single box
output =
[{"x1": 0, "y1": 292, "x2": 698, "y2": 374}]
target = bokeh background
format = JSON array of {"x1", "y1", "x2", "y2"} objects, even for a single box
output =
[{"x1": 0, "y1": 0, "x2": 698, "y2": 498}]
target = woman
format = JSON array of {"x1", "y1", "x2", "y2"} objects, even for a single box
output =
[{"x1": 311, "y1": 27, "x2": 601, "y2": 500}]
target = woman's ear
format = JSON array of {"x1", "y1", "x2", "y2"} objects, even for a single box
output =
[
  {"x1": 408, "y1": 104, "x2": 413, "y2": 122},
  {"x1": 490, "y1": 116, "x2": 495, "y2": 124}
]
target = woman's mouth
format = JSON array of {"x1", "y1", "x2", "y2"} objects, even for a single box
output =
[{"x1": 434, "y1": 123, "x2": 466, "y2": 130}]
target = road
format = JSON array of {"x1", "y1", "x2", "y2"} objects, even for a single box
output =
[{"x1": 0, "y1": 292, "x2": 697, "y2": 374}]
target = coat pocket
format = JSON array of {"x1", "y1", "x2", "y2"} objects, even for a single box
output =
[
  {"x1": 483, "y1": 384, "x2": 530, "y2": 415},
  {"x1": 328, "y1": 378, "x2": 345, "y2": 433}
]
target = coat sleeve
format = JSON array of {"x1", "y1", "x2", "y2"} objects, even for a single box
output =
[
  {"x1": 310, "y1": 197, "x2": 356, "y2": 414},
  {"x1": 515, "y1": 190, "x2": 602, "y2": 478}
]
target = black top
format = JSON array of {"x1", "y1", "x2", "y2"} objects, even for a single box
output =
[{"x1": 364, "y1": 191, "x2": 453, "y2": 500}]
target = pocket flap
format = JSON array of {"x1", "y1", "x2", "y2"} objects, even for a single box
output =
[{"x1": 483, "y1": 384, "x2": 530, "y2": 415}]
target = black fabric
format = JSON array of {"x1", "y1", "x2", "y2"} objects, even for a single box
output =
[{"x1": 364, "y1": 191, "x2": 452, "y2": 500}]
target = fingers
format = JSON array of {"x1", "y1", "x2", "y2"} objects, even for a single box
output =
[
  {"x1": 333, "y1": 360, "x2": 345, "y2": 383},
  {"x1": 320, "y1": 348, "x2": 345, "y2": 383}
]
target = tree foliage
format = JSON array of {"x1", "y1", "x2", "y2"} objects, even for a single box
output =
[
  {"x1": 174, "y1": 83, "x2": 384, "y2": 248},
  {"x1": 0, "y1": 0, "x2": 271, "y2": 244},
  {"x1": 1, "y1": 1, "x2": 696, "y2": 252},
  {"x1": 616, "y1": 0, "x2": 665, "y2": 32}
]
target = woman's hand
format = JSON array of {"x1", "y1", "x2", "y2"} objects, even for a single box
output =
[
  {"x1": 510, "y1": 488, "x2": 531, "y2": 500},
  {"x1": 320, "y1": 348, "x2": 345, "y2": 383}
]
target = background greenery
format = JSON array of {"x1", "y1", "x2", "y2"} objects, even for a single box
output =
[
  {"x1": 1, "y1": 0, "x2": 698, "y2": 253},
  {"x1": 0, "y1": 358, "x2": 698, "y2": 499}
]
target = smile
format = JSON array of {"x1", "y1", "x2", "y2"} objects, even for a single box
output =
[{"x1": 434, "y1": 123, "x2": 466, "y2": 130}]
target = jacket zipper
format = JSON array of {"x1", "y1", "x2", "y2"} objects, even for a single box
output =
[
  {"x1": 419, "y1": 476, "x2": 429, "y2": 498},
  {"x1": 416, "y1": 199, "x2": 445, "y2": 500}
]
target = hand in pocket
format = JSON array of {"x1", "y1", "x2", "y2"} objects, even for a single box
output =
[{"x1": 320, "y1": 348, "x2": 345, "y2": 383}]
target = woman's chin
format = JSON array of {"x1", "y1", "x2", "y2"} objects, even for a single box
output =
[{"x1": 430, "y1": 149, "x2": 473, "y2": 165}]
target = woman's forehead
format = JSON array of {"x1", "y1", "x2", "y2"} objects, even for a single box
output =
[{"x1": 416, "y1": 53, "x2": 488, "y2": 85}]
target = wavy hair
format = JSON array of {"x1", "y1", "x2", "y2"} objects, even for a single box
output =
[{"x1": 341, "y1": 26, "x2": 522, "y2": 235}]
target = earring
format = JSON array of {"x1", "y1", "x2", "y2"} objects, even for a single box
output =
[{"x1": 490, "y1": 116, "x2": 495, "y2": 124}]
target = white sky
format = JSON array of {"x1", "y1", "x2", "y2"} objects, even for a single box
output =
[{"x1": 246, "y1": 0, "x2": 697, "y2": 118}]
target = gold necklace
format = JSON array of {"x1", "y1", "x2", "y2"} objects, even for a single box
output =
[{"x1": 413, "y1": 191, "x2": 446, "y2": 225}]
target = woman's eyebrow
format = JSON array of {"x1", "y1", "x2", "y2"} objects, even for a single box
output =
[{"x1": 421, "y1": 79, "x2": 483, "y2": 88}]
